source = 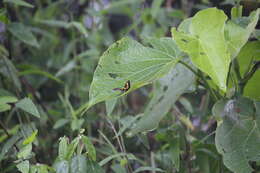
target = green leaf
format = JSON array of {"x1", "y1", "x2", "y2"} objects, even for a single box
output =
[
  {"x1": 70, "y1": 118, "x2": 84, "y2": 131},
  {"x1": 8, "y1": 22, "x2": 39, "y2": 48},
  {"x1": 3, "y1": 0, "x2": 34, "y2": 8},
  {"x1": 231, "y1": 5, "x2": 242, "y2": 19},
  {"x1": 0, "y1": 104, "x2": 11, "y2": 112},
  {"x1": 18, "y1": 65, "x2": 63, "y2": 83},
  {"x1": 15, "y1": 98, "x2": 40, "y2": 118},
  {"x1": 58, "y1": 137, "x2": 68, "y2": 160},
  {"x1": 70, "y1": 155, "x2": 87, "y2": 173},
  {"x1": 0, "y1": 56, "x2": 22, "y2": 91},
  {"x1": 80, "y1": 37, "x2": 182, "y2": 115},
  {"x1": 0, "y1": 96, "x2": 18, "y2": 104},
  {"x1": 225, "y1": 9, "x2": 260, "y2": 58},
  {"x1": 130, "y1": 61, "x2": 195, "y2": 135},
  {"x1": 70, "y1": 22, "x2": 88, "y2": 38},
  {"x1": 17, "y1": 143, "x2": 32, "y2": 159},
  {"x1": 215, "y1": 97, "x2": 260, "y2": 173},
  {"x1": 172, "y1": 8, "x2": 230, "y2": 91},
  {"x1": 99, "y1": 153, "x2": 136, "y2": 166},
  {"x1": 53, "y1": 119, "x2": 69, "y2": 129},
  {"x1": 86, "y1": 158, "x2": 105, "y2": 173},
  {"x1": 16, "y1": 160, "x2": 30, "y2": 173},
  {"x1": 66, "y1": 137, "x2": 80, "y2": 160},
  {"x1": 82, "y1": 136, "x2": 96, "y2": 161},
  {"x1": 0, "y1": 134, "x2": 21, "y2": 161},
  {"x1": 105, "y1": 98, "x2": 117, "y2": 116},
  {"x1": 54, "y1": 160, "x2": 69, "y2": 173},
  {"x1": 171, "y1": 136, "x2": 180, "y2": 171},
  {"x1": 37, "y1": 20, "x2": 88, "y2": 38},
  {"x1": 151, "y1": 0, "x2": 164, "y2": 18},
  {"x1": 237, "y1": 41, "x2": 260, "y2": 100},
  {"x1": 22, "y1": 130, "x2": 38, "y2": 145}
]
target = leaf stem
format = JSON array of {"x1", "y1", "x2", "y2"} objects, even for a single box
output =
[
  {"x1": 239, "y1": 60, "x2": 260, "y2": 93},
  {"x1": 179, "y1": 60, "x2": 219, "y2": 101}
]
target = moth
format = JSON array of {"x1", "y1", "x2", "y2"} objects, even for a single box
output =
[{"x1": 113, "y1": 80, "x2": 131, "y2": 92}]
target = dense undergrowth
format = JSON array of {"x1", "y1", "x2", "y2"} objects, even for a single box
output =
[{"x1": 0, "y1": 0, "x2": 260, "y2": 173}]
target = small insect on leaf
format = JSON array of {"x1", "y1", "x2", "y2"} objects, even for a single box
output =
[{"x1": 113, "y1": 80, "x2": 131, "y2": 92}]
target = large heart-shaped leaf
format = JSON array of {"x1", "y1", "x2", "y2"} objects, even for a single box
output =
[
  {"x1": 215, "y1": 97, "x2": 260, "y2": 173},
  {"x1": 172, "y1": 8, "x2": 230, "y2": 91},
  {"x1": 77, "y1": 37, "x2": 182, "y2": 115}
]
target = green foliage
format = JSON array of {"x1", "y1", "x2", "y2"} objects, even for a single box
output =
[
  {"x1": 215, "y1": 97, "x2": 260, "y2": 173},
  {"x1": 0, "y1": 0, "x2": 259, "y2": 173}
]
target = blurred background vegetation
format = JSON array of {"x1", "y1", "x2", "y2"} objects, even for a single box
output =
[{"x1": 0, "y1": 0, "x2": 259, "y2": 172}]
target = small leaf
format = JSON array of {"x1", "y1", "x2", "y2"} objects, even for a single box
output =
[
  {"x1": 3, "y1": 0, "x2": 34, "y2": 8},
  {"x1": 86, "y1": 158, "x2": 105, "y2": 173},
  {"x1": 82, "y1": 136, "x2": 96, "y2": 161},
  {"x1": 8, "y1": 22, "x2": 39, "y2": 48},
  {"x1": 22, "y1": 130, "x2": 38, "y2": 145},
  {"x1": 16, "y1": 160, "x2": 30, "y2": 173},
  {"x1": 0, "y1": 134, "x2": 21, "y2": 161},
  {"x1": 54, "y1": 160, "x2": 69, "y2": 173},
  {"x1": 53, "y1": 119, "x2": 69, "y2": 129},
  {"x1": 66, "y1": 137, "x2": 80, "y2": 160},
  {"x1": 70, "y1": 155, "x2": 87, "y2": 173},
  {"x1": 171, "y1": 136, "x2": 180, "y2": 171},
  {"x1": 58, "y1": 137, "x2": 68, "y2": 160},
  {"x1": 0, "y1": 56, "x2": 22, "y2": 91},
  {"x1": 17, "y1": 143, "x2": 32, "y2": 159},
  {"x1": 70, "y1": 22, "x2": 88, "y2": 38},
  {"x1": 0, "y1": 96, "x2": 18, "y2": 104},
  {"x1": 0, "y1": 103, "x2": 11, "y2": 112},
  {"x1": 231, "y1": 5, "x2": 242, "y2": 19},
  {"x1": 15, "y1": 98, "x2": 40, "y2": 118}
]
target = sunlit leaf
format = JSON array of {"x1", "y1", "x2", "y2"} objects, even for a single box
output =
[
  {"x1": 225, "y1": 8, "x2": 259, "y2": 58},
  {"x1": 22, "y1": 130, "x2": 38, "y2": 145},
  {"x1": 172, "y1": 8, "x2": 230, "y2": 91},
  {"x1": 80, "y1": 37, "x2": 182, "y2": 115}
]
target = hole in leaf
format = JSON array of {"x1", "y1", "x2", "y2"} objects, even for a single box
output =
[
  {"x1": 158, "y1": 96, "x2": 164, "y2": 102},
  {"x1": 108, "y1": 73, "x2": 118, "y2": 79},
  {"x1": 163, "y1": 85, "x2": 168, "y2": 92},
  {"x1": 181, "y1": 39, "x2": 188, "y2": 43}
]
